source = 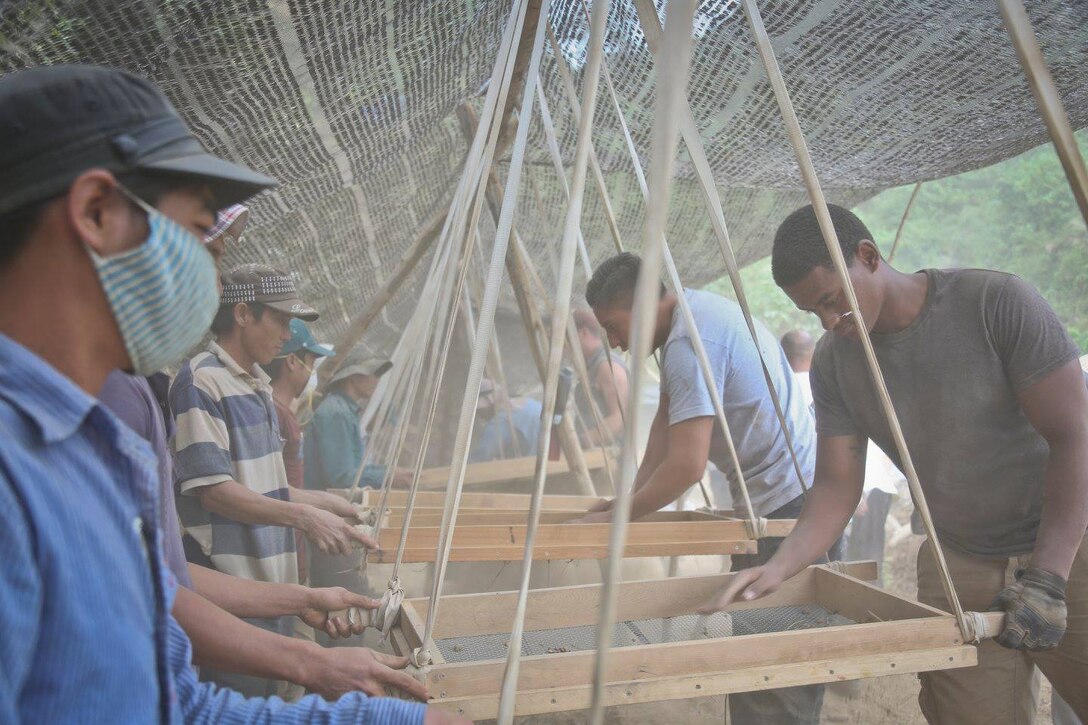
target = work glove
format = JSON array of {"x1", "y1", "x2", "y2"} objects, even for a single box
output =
[{"x1": 988, "y1": 566, "x2": 1067, "y2": 651}]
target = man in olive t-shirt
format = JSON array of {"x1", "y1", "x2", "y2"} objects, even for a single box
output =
[{"x1": 702, "y1": 204, "x2": 1088, "y2": 725}]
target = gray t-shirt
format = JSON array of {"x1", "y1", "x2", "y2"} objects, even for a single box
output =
[
  {"x1": 811, "y1": 268, "x2": 1080, "y2": 558},
  {"x1": 662, "y1": 289, "x2": 816, "y2": 516}
]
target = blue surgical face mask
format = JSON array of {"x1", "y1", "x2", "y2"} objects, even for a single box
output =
[{"x1": 86, "y1": 185, "x2": 219, "y2": 375}]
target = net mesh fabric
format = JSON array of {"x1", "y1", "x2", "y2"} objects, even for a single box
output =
[
  {"x1": 436, "y1": 605, "x2": 854, "y2": 663},
  {"x1": 1, "y1": 1, "x2": 1086, "y2": 346}
]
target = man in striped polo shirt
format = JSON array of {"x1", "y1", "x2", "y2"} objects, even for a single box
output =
[{"x1": 171, "y1": 263, "x2": 376, "y2": 697}]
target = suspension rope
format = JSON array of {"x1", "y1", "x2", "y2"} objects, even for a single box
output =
[
  {"x1": 414, "y1": 0, "x2": 548, "y2": 667},
  {"x1": 367, "y1": 227, "x2": 471, "y2": 541},
  {"x1": 588, "y1": 2, "x2": 698, "y2": 722},
  {"x1": 632, "y1": 0, "x2": 811, "y2": 508},
  {"x1": 739, "y1": 0, "x2": 970, "y2": 638},
  {"x1": 495, "y1": 0, "x2": 603, "y2": 718},
  {"x1": 529, "y1": 99, "x2": 622, "y2": 485},
  {"x1": 349, "y1": 0, "x2": 535, "y2": 646},
  {"x1": 344, "y1": 207, "x2": 463, "y2": 506}
]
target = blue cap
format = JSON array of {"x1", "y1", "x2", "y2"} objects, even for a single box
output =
[{"x1": 281, "y1": 318, "x2": 333, "y2": 358}]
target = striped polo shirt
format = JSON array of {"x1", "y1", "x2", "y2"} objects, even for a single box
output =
[{"x1": 170, "y1": 342, "x2": 298, "y2": 588}]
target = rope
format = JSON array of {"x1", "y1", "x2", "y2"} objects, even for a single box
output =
[
  {"x1": 887, "y1": 181, "x2": 922, "y2": 263},
  {"x1": 530, "y1": 95, "x2": 621, "y2": 489},
  {"x1": 545, "y1": 27, "x2": 626, "y2": 257},
  {"x1": 387, "y1": 229, "x2": 477, "y2": 586},
  {"x1": 496, "y1": 0, "x2": 600, "y2": 719},
  {"x1": 588, "y1": 2, "x2": 698, "y2": 722},
  {"x1": 415, "y1": 0, "x2": 546, "y2": 667},
  {"x1": 739, "y1": 0, "x2": 970, "y2": 640},
  {"x1": 385, "y1": 159, "x2": 490, "y2": 586},
  {"x1": 824, "y1": 560, "x2": 851, "y2": 575},
  {"x1": 348, "y1": 0, "x2": 534, "y2": 647},
  {"x1": 630, "y1": 0, "x2": 810, "y2": 504},
  {"x1": 370, "y1": 218, "x2": 476, "y2": 552},
  {"x1": 552, "y1": 19, "x2": 719, "y2": 512},
  {"x1": 342, "y1": 223, "x2": 455, "y2": 504}
]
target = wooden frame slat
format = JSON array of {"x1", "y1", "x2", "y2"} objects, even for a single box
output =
[
  {"x1": 368, "y1": 519, "x2": 761, "y2": 563},
  {"x1": 389, "y1": 564, "x2": 977, "y2": 719}
]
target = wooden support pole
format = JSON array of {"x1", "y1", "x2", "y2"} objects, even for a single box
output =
[
  {"x1": 456, "y1": 102, "x2": 598, "y2": 497},
  {"x1": 319, "y1": 202, "x2": 448, "y2": 391},
  {"x1": 495, "y1": 0, "x2": 546, "y2": 159},
  {"x1": 996, "y1": 0, "x2": 1088, "y2": 231},
  {"x1": 887, "y1": 181, "x2": 922, "y2": 263}
]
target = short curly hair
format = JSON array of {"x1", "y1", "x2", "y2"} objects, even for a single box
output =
[
  {"x1": 771, "y1": 204, "x2": 874, "y2": 288},
  {"x1": 585, "y1": 252, "x2": 664, "y2": 309}
]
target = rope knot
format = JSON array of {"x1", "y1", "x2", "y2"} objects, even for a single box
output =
[
  {"x1": 410, "y1": 647, "x2": 433, "y2": 669},
  {"x1": 962, "y1": 610, "x2": 999, "y2": 644},
  {"x1": 825, "y1": 560, "x2": 851, "y2": 575},
  {"x1": 747, "y1": 516, "x2": 769, "y2": 539},
  {"x1": 353, "y1": 505, "x2": 378, "y2": 526},
  {"x1": 376, "y1": 578, "x2": 405, "y2": 643}
]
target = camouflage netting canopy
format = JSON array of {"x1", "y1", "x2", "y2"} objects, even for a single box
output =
[{"x1": 1, "y1": 0, "x2": 1086, "y2": 347}]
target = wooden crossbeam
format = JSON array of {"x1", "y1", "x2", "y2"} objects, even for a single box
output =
[
  {"x1": 368, "y1": 519, "x2": 758, "y2": 563},
  {"x1": 383, "y1": 508, "x2": 726, "y2": 528},
  {"x1": 333, "y1": 487, "x2": 601, "y2": 511}
]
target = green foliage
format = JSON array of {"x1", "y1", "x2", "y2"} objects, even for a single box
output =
[{"x1": 710, "y1": 131, "x2": 1088, "y2": 349}]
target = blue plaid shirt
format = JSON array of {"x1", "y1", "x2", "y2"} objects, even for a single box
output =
[{"x1": 0, "y1": 333, "x2": 424, "y2": 724}]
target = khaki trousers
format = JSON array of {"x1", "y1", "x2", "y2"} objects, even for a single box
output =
[{"x1": 916, "y1": 534, "x2": 1088, "y2": 724}]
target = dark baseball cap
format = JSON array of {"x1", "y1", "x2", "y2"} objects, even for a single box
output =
[
  {"x1": 281, "y1": 318, "x2": 334, "y2": 357},
  {"x1": 0, "y1": 64, "x2": 276, "y2": 216},
  {"x1": 221, "y1": 263, "x2": 319, "y2": 322}
]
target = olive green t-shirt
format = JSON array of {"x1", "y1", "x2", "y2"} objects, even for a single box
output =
[{"x1": 811, "y1": 268, "x2": 1080, "y2": 558}]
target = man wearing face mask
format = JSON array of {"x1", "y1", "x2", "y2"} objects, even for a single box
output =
[
  {"x1": 171, "y1": 263, "x2": 377, "y2": 697},
  {"x1": 0, "y1": 64, "x2": 451, "y2": 723},
  {"x1": 262, "y1": 317, "x2": 334, "y2": 583}
]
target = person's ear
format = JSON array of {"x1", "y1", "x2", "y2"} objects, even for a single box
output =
[
  {"x1": 67, "y1": 169, "x2": 144, "y2": 257},
  {"x1": 856, "y1": 240, "x2": 881, "y2": 272},
  {"x1": 233, "y1": 302, "x2": 251, "y2": 328}
]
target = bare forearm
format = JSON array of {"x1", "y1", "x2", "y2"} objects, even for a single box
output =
[
  {"x1": 761, "y1": 481, "x2": 858, "y2": 579},
  {"x1": 1031, "y1": 437, "x2": 1088, "y2": 578},
  {"x1": 602, "y1": 412, "x2": 624, "y2": 439},
  {"x1": 198, "y1": 480, "x2": 306, "y2": 529},
  {"x1": 629, "y1": 458, "x2": 703, "y2": 520},
  {"x1": 633, "y1": 417, "x2": 668, "y2": 493},
  {"x1": 188, "y1": 564, "x2": 310, "y2": 619},
  {"x1": 174, "y1": 585, "x2": 317, "y2": 684},
  {"x1": 289, "y1": 487, "x2": 356, "y2": 516}
]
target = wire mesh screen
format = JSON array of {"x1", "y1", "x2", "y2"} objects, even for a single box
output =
[
  {"x1": 436, "y1": 605, "x2": 854, "y2": 663},
  {"x1": 1, "y1": 1, "x2": 1086, "y2": 346}
]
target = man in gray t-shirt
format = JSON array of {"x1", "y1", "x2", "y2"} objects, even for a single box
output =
[
  {"x1": 581, "y1": 252, "x2": 825, "y2": 725},
  {"x1": 662, "y1": 288, "x2": 814, "y2": 517},
  {"x1": 706, "y1": 204, "x2": 1088, "y2": 725},
  {"x1": 579, "y1": 253, "x2": 815, "y2": 523}
]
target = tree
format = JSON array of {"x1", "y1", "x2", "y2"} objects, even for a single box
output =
[{"x1": 711, "y1": 131, "x2": 1088, "y2": 349}]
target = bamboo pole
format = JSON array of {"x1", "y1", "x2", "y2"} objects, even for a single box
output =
[
  {"x1": 996, "y1": 0, "x2": 1088, "y2": 231},
  {"x1": 887, "y1": 181, "x2": 922, "y2": 263},
  {"x1": 456, "y1": 102, "x2": 597, "y2": 497},
  {"x1": 319, "y1": 203, "x2": 448, "y2": 391}
]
